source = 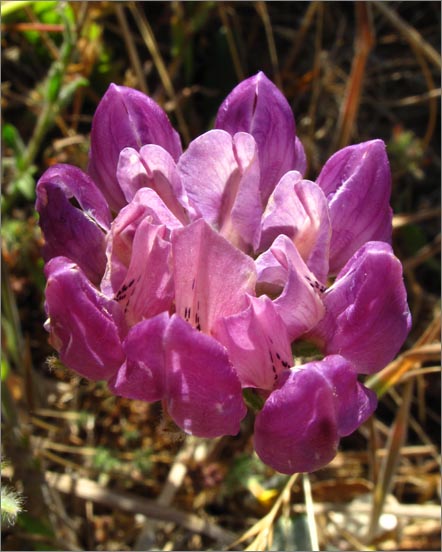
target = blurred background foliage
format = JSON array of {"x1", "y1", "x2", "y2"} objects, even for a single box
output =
[{"x1": 1, "y1": 1, "x2": 440, "y2": 550}]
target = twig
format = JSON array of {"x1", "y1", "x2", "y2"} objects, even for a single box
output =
[
  {"x1": 393, "y1": 207, "x2": 441, "y2": 229},
  {"x1": 44, "y1": 471, "x2": 237, "y2": 545}
]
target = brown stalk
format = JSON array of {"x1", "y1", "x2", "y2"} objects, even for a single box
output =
[{"x1": 334, "y1": 2, "x2": 375, "y2": 151}]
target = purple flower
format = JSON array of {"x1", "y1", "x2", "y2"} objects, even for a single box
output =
[
  {"x1": 88, "y1": 84, "x2": 182, "y2": 211},
  {"x1": 215, "y1": 71, "x2": 307, "y2": 204},
  {"x1": 316, "y1": 139, "x2": 393, "y2": 274},
  {"x1": 36, "y1": 72, "x2": 411, "y2": 473},
  {"x1": 254, "y1": 355, "x2": 377, "y2": 474}
]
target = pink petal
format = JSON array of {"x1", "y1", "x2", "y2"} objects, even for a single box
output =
[
  {"x1": 117, "y1": 145, "x2": 194, "y2": 223},
  {"x1": 260, "y1": 172, "x2": 331, "y2": 282},
  {"x1": 214, "y1": 295, "x2": 292, "y2": 390},
  {"x1": 316, "y1": 140, "x2": 393, "y2": 274},
  {"x1": 164, "y1": 315, "x2": 246, "y2": 437},
  {"x1": 172, "y1": 219, "x2": 257, "y2": 334},
  {"x1": 307, "y1": 242, "x2": 412, "y2": 374},
  {"x1": 256, "y1": 235, "x2": 325, "y2": 340},
  {"x1": 112, "y1": 220, "x2": 174, "y2": 326},
  {"x1": 101, "y1": 188, "x2": 181, "y2": 296},
  {"x1": 177, "y1": 130, "x2": 262, "y2": 251}
]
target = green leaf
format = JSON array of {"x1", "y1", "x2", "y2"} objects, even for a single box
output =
[
  {"x1": 16, "y1": 512, "x2": 54, "y2": 537},
  {"x1": 2, "y1": 123, "x2": 26, "y2": 161}
]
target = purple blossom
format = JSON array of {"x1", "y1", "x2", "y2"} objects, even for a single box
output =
[{"x1": 36, "y1": 73, "x2": 411, "y2": 473}]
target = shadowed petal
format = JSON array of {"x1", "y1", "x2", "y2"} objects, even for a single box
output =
[
  {"x1": 260, "y1": 172, "x2": 331, "y2": 282},
  {"x1": 214, "y1": 295, "x2": 292, "y2": 390},
  {"x1": 36, "y1": 164, "x2": 111, "y2": 285},
  {"x1": 215, "y1": 72, "x2": 305, "y2": 204},
  {"x1": 254, "y1": 355, "x2": 377, "y2": 474},
  {"x1": 88, "y1": 84, "x2": 182, "y2": 211},
  {"x1": 44, "y1": 257, "x2": 126, "y2": 381},
  {"x1": 307, "y1": 242, "x2": 412, "y2": 374},
  {"x1": 316, "y1": 140, "x2": 393, "y2": 274},
  {"x1": 108, "y1": 312, "x2": 169, "y2": 401},
  {"x1": 172, "y1": 219, "x2": 256, "y2": 333},
  {"x1": 164, "y1": 315, "x2": 246, "y2": 437}
]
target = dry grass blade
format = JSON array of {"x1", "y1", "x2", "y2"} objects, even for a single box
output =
[
  {"x1": 305, "y1": 2, "x2": 324, "y2": 144},
  {"x1": 334, "y1": 2, "x2": 375, "y2": 150},
  {"x1": 366, "y1": 309, "x2": 441, "y2": 398},
  {"x1": 255, "y1": 1, "x2": 281, "y2": 88},
  {"x1": 282, "y1": 1, "x2": 319, "y2": 75},
  {"x1": 302, "y1": 473, "x2": 319, "y2": 551},
  {"x1": 218, "y1": 3, "x2": 245, "y2": 82},
  {"x1": 229, "y1": 472, "x2": 299, "y2": 550},
  {"x1": 373, "y1": 1, "x2": 441, "y2": 69},
  {"x1": 403, "y1": 234, "x2": 441, "y2": 271},
  {"x1": 114, "y1": 3, "x2": 149, "y2": 94},
  {"x1": 365, "y1": 381, "x2": 414, "y2": 543},
  {"x1": 393, "y1": 207, "x2": 441, "y2": 229},
  {"x1": 127, "y1": 1, "x2": 190, "y2": 144}
]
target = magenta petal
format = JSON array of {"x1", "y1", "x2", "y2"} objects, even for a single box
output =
[
  {"x1": 108, "y1": 312, "x2": 169, "y2": 401},
  {"x1": 88, "y1": 84, "x2": 182, "y2": 211},
  {"x1": 307, "y1": 242, "x2": 412, "y2": 374},
  {"x1": 36, "y1": 164, "x2": 111, "y2": 285},
  {"x1": 215, "y1": 72, "x2": 304, "y2": 204},
  {"x1": 44, "y1": 257, "x2": 126, "y2": 381},
  {"x1": 177, "y1": 130, "x2": 262, "y2": 251},
  {"x1": 117, "y1": 145, "x2": 193, "y2": 223},
  {"x1": 260, "y1": 172, "x2": 331, "y2": 282},
  {"x1": 112, "y1": 220, "x2": 174, "y2": 326},
  {"x1": 316, "y1": 140, "x2": 393, "y2": 273},
  {"x1": 214, "y1": 295, "x2": 292, "y2": 390},
  {"x1": 164, "y1": 315, "x2": 246, "y2": 437},
  {"x1": 256, "y1": 235, "x2": 325, "y2": 340},
  {"x1": 254, "y1": 355, "x2": 376, "y2": 474},
  {"x1": 172, "y1": 219, "x2": 256, "y2": 333}
]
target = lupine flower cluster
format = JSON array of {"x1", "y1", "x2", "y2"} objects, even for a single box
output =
[{"x1": 36, "y1": 73, "x2": 411, "y2": 474}]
